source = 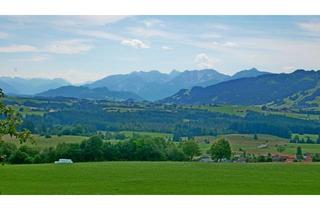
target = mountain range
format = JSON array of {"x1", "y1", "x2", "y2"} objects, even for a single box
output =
[
  {"x1": 87, "y1": 68, "x2": 268, "y2": 100},
  {"x1": 0, "y1": 77, "x2": 70, "y2": 95},
  {"x1": 1, "y1": 68, "x2": 319, "y2": 109},
  {"x1": 162, "y1": 70, "x2": 320, "y2": 109}
]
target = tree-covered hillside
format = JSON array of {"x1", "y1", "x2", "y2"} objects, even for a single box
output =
[{"x1": 162, "y1": 70, "x2": 320, "y2": 106}]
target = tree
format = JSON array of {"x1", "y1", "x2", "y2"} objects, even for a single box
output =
[
  {"x1": 209, "y1": 138, "x2": 232, "y2": 162},
  {"x1": 8, "y1": 150, "x2": 31, "y2": 164},
  {"x1": 0, "y1": 89, "x2": 32, "y2": 164},
  {"x1": 306, "y1": 136, "x2": 313, "y2": 144},
  {"x1": 180, "y1": 140, "x2": 200, "y2": 160},
  {"x1": 166, "y1": 143, "x2": 187, "y2": 161},
  {"x1": 317, "y1": 135, "x2": 320, "y2": 144},
  {"x1": 312, "y1": 153, "x2": 320, "y2": 162},
  {"x1": 276, "y1": 145, "x2": 285, "y2": 153},
  {"x1": 0, "y1": 141, "x2": 17, "y2": 164},
  {"x1": 292, "y1": 135, "x2": 300, "y2": 143},
  {"x1": 0, "y1": 89, "x2": 32, "y2": 143},
  {"x1": 296, "y1": 146, "x2": 303, "y2": 160},
  {"x1": 80, "y1": 135, "x2": 103, "y2": 161}
]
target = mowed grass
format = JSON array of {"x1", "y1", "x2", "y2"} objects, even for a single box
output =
[
  {"x1": 1, "y1": 162, "x2": 320, "y2": 195},
  {"x1": 1, "y1": 135, "x2": 87, "y2": 149}
]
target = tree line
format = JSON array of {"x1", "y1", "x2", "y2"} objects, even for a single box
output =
[{"x1": 0, "y1": 133, "x2": 237, "y2": 164}]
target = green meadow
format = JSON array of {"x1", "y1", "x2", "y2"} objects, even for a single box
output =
[
  {"x1": 1, "y1": 135, "x2": 87, "y2": 149},
  {"x1": 1, "y1": 162, "x2": 320, "y2": 195}
]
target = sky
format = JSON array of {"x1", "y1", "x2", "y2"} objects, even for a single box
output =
[{"x1": 0, "y1": 15, "x2": 320, "y2": 84}]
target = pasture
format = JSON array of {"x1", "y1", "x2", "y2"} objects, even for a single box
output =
[
  {"x1": 196, "y1": 134, "x2": 320, "y2": 155},
  {"x1": 1, "y1": 135, "x2": 87, "y2": 149},
  {"x1": 1, "y1": 162, "x2": 320, "y2": 194}
]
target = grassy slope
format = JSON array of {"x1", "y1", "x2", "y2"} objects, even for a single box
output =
[
  {"x1": 186, "y1": 104, "x2": 320, "y2": 120},
  {"x1": 1, "y1": 162, "x2": 320, "y2": 195}
]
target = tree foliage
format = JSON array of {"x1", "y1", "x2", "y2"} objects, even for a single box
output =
[
  {"x1": 296, "y1": 146, "x2": 303, "y2": 160},
  {"x1": 180, "y1": 140, "x2": 201, "y2": 160},
  {"x1": 210, "y1": 138, "x2": 232, "y2": 161},
  {"x1": 0, "y1": 89, "x2": 32, "y2": 143}
]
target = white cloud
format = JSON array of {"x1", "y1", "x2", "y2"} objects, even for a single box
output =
[
  {"x1": 161, "y1": 46, "x2": 174, "y2": 50},
  {"x1": 210, "y1": 41, "x2": 239, "y2": 48},
  {"x1": 144, "y1": 19, "x2": 165, "y2": 28},
  {"x1": 28, "y1": 55, "x2": 50, "y2": 62},
  {"x1": 0, "y1": 39, "x2": 93, "y2": 54},
  {"x1": 221, "y1": 42, "x2": 239, "y2": 48},
  {"x1": 13, "y1": 55, "x2": 50, "y2": 62},
  {"x1": 77, "y1": 30, "x2": 124, "y2": 41},
  {"x1": 45, "y1": 39, "x2": 93, "y2": 54},
  {"x1": 0, "y1": 32, "x2": 9, "y2": 39},
  {"x1": 75, "y1": 16, "x2": 128, "y2": 25},
  {"x1": 197, "y1": 33, "x2": 221, "y2": 39},
  {"x1": 208, "y1": 23, "x2": 230, "y2": 30},
  {"x1": 121, "y1": 39, "x2": 150, "y2": 49},
  {"x1": 298, "y1": 21, "x2": 320, "y2": 33},
  {"x1": 194, "y1": 53, "x2": 218, "y2": 68},
  {"x1": 128, "y1": 27, "x2": 176, "y2": 39},
  {"x1": 0, "y1": 45, "x2": 38, "y2": 53},
  {"x1": 51, "y1": 16, "x2": 129, "y2": 28}
]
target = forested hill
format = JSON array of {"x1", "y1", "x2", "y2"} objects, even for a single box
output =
[
  {"x1": 161, "y1": 70, "x2": 320, "y2": 106},
  {"x1": 37, "y1": 86, "x2": 143, "y2": 101}
]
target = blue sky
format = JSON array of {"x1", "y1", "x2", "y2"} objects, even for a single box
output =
[{"x1": 0, "y1": 15, "x2": 319, "y2": 83}]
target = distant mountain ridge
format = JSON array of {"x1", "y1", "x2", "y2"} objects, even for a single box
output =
[
  {"x1": 36, "y1": 85, "x2": 143, "y2": 101},
  {"x1": 87, "y1": 68, "x2": 269, "y2": 100},
  {"x1": 231, "y1": 68, "x2": 270, "y2": 80},
  {"x1": 0, "y1": 77, "x2": 70, "y2": 95},
  {"x1": 161, "y1": 70, "x2": 320, "y2": 107}
]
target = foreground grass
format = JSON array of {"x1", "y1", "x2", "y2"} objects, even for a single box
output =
[{"x1": 1, "y1": 162, "x2": 320, "y2": 195}]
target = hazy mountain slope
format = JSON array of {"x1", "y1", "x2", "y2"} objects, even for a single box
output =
[
  {"x1": 37, "y1": 86, "x2": 143, "y2": 101},
  {"x1": 161, "y1": 70, "x2": 320, "y2": 105},
  {"x1": 0, "y1": 77, "x2": 70, "y2": 95},
  {"x1": 231, "y1": 68, "x2": 270, "y2": 80},
  {"x1": 87, "y1": 69, "x2": 229, "y2": 100},
  {"x1": 167, "y1": 69, "x2": 230, "y2": 88},
  {"x1": 0, "y1": 80, "x2": 18, "y2": 94}
]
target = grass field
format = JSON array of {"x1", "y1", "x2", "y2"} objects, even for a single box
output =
[
  {"x1": 1, "y1": 162, "x2": 320, "y2": 195},
  {"x1": 1, "y1": 135, "x2": 87, "y2": 149},
  {"x1": 120, "y1": 131, "x2": 173, "y2": 138},
  {"x1": 196, "y1": 134, "x2": 320, "y2": 155}
]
